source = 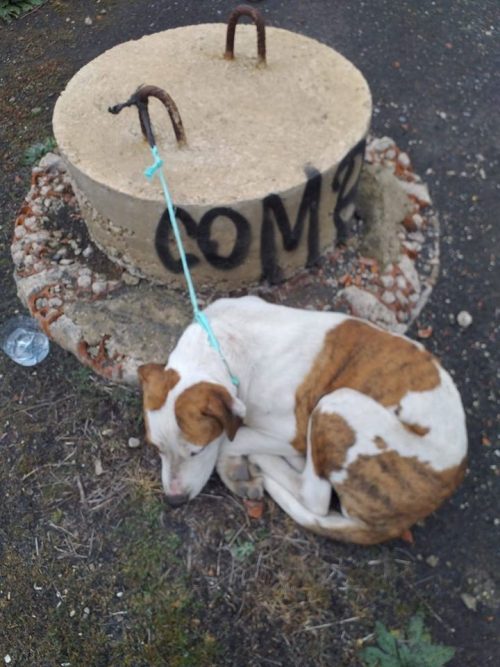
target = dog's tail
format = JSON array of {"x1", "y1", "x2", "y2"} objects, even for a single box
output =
[{"x1": 263, "y1": 477, "x2": 393, "y2": 545}]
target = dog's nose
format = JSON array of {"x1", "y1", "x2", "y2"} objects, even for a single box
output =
[{"x1": 165, "y1": 493, "x2": 189, "y2": 507}]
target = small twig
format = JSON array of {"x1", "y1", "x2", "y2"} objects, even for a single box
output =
[
  {"x1": 406, "y1": 581, "x2": 454, "y2": 632},
  {"x1": 301, "y1": 616, "x2": 361, "y2": 633},
  {"x1": 22, "y1": 451, "x2": 75, "y2": 481},
  {"x1": 48, "y1": 522, "x2": 77, "y2": 539},
  {"x1": 5, "y1": 394, "x2": 77, "y2": 416},
  {"x1": 75, "y1": 474, "x2": 87, "y2": 505},
  {"x1": 87, "y1": 528, "x2": 95, "y2": 559}
]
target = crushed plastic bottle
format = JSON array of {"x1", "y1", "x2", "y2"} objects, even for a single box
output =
[{"x1": 0, "y1": 315, "x2": 50, "y2": 366}]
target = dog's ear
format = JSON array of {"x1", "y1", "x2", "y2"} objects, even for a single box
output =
[
  {"x1": 203, "y1": 388, "x2": 245, "y2": 441},
  {"x1": 175, "y1": 383, "x2": 245, "y2": 444},
  {"x1": 138, "y1": 364, "x2": 180, "y2": 410}
]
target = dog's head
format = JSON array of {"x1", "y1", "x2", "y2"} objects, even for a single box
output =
[{"x1": 138, "y1": 363, "x2": 245, "y2": 505}]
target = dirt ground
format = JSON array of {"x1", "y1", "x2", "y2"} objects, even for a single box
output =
[{"x1": 0, "y1": 1, "x2": 498, "y2": 665}]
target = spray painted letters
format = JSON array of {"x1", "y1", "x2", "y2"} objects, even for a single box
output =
[{"x1": 155, "y1": 139, "x2": 365, "y2": 284}]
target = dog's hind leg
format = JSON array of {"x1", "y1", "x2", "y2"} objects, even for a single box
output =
[
  {"x1": 262, "y1": 477, "x2": 386, "y2": 544},
  {"x1": 250, "y1": 414, "x2": 334, "y2": 517}
]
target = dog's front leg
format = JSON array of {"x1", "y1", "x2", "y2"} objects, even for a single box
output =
[{"x1": 217, "y1": 427, "x2": 297, "y2": 500}]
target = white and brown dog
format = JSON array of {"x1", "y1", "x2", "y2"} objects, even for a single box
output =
[{"x1": 138, "y1": 296, "x2": 467, "y2": 544}]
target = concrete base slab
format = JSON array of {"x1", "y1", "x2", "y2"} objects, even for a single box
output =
[{"x1": 11, "y1": 137, "x2": 439, "y2": 385}]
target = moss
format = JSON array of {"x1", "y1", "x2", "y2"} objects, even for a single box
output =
[
  {"x1": 0, "y1": 492, "x2": 218, "y2": 666},
  {"x1": 108, "y1": 492, "x2": 220, "y2": 666}
]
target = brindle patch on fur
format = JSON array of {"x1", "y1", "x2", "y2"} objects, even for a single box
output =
[
  {"x1": 402, "y1": 422, "x2": 430, "y2": 437},
  {"x1": 292, "y1": 320, "x2": 440, "y2": 453},
  {"x1": 336, "y1": 452, "x2": 467, "y2": 538}
]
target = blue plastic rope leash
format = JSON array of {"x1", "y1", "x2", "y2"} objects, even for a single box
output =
[{"x1": 145, "y1": 145, "x2": 240, "y2": 388}]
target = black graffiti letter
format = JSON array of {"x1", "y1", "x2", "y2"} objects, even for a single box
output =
[
  {"x1": 260, "y1": 167, "x2": 322, "y2": 284},
  {"x1": 197, "y1": 208, "x2": 251, "y2": 270},
  {"x1": 332, "y1": 139, "x2": 366, "y2": 244},
  {"x1": 155, "y1": 207, "x2": 200, "y2": 273}
]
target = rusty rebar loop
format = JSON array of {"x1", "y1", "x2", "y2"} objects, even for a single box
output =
[
  {"x1": 108, "y1": 84, "x2": 187, "y2": 149},
  {"x1": 224, "y1": 4, "x2": 266, "y2": 64}
]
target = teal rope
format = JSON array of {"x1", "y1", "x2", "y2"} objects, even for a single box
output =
[{"x1": 145, "y1": 145, "x2": 239, "y2": 387}]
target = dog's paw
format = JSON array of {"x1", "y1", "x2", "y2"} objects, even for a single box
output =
[{"x1": 217, "y1": 455, "x2": 264, "y2": 500}]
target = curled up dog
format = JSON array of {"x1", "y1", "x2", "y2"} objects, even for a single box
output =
[{"x1": 138, "y1": 296, "x2": 467, "y2": 544}]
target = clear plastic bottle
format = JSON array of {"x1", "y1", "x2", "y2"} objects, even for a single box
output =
[{"x1": 0, "y1": 315, "x2": 50, "y2": 366}]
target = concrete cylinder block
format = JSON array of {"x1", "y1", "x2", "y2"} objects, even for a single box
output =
[{"x1": 53, "y1": 22, "x2": 371, "y2": 287}]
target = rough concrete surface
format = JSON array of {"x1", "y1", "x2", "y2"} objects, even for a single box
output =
[
  {"x1": 356, "y1": 162, "x2": 412, "y2": 266},
  {"x1": 0, "y1": 2, "x2": 498, "y2": 666}
]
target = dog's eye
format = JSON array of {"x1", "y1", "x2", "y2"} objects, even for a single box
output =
[{"x1": 190, "y1": 450, "x2": 200, "y2": 457}]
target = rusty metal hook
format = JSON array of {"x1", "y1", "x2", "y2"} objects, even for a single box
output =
[
  {"x1": 224, "y1": 4, "x2": 267, "y2": 65},
  {"x1": 108, "y1": 84, "x2": 187, "y2": 148}
]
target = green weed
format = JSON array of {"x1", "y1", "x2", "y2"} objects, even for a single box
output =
[
  {"x1": 22, "y1": 136, "x2": 57, "y2": 165},
  {"x1": 360, "y1": 614, "x2": 455, "y2": 667},
  {"x1": 0, "y1": 0, "x2": 46, "y2": 23}
]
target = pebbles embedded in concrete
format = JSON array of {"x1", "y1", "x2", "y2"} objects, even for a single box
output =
[
  {"x1": 341, "y1": 286, "x2": 404, "y2": 332},
  {"x1": 398, "y1": 152, "x2": 410, "y2": 167},
  {"x1": 381, "y1": 274, "x2": 395, "y2": 288},
  {"x1": 396, "y1": 290, "x2": 408, "y2": 305},
  {"x1": 399, "y1": 181, "x2": 432, "y2": 205},
  {"x1": 91, "y1": 281, "x2": 108, "y2": 296},
  {"x1": 382, "y1": 290, "x2": 396, "y2": 304},
  {"x1": 412, "y1": 213, "x2": 424, "y2": 228},
  {"x1": 122, "y1": 272, "x2": 140, "y2": 286},
  {"x1": 77, "y1": 275, "x2": 92, "y2": 289},
  {"x1": 127, "y1": 437, "x2": 141, "y2": 449},
  {"x1": 39, "y1": 153, "x2": 65, "y2": 171},
  {"x1": 369, "y1": 137, "x2": 396, "y2": 152},
  {"x1": 82, "y1": 246, "x2": 93, "y2": 258},
  {"x1": 398, "y1": 255, "x2": 421, "y2": 293}
]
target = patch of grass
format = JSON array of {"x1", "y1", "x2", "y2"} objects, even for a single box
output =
[
  {"x1": 360, "y1": 614, "x2": 455, "y2": 667},
  {"x1": 0, "y1": 0, "x2": 46, "y2": 23},
  {"x1": 22, "y1": 136, "x2": 57, "y2": 165},
  {"x1": 0, "y1": 488, "x2": 218, "y2": 666},
  {"x1": 110, "y1": 492, "x2": 220, "y2": 666},
  {"x1": 258, "y1": 552, "x2": 332, "y2": 629}
]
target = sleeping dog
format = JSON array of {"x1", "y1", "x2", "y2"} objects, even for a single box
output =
[{"x1": 138, "y1": 296, "x2": 467, "y2": 544}]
